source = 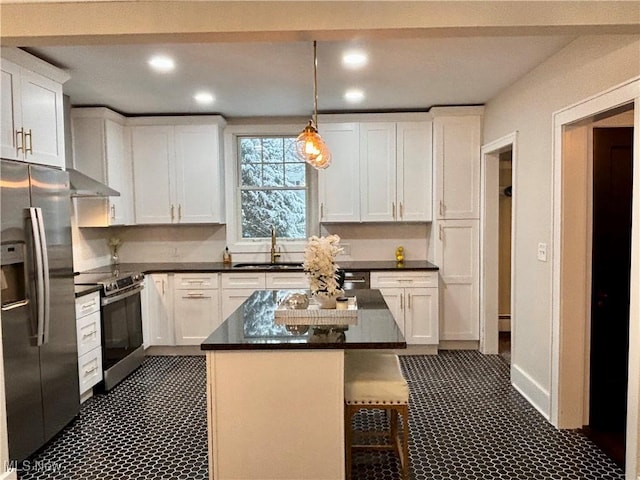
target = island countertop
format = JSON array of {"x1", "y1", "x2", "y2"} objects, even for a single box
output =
[{"x1": 201, "y1": 289, "x2": 406, "y2": 351}]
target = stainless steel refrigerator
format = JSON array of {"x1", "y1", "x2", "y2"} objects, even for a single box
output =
[{"x1": 1, "y1": 159, "x2": 79, "y2": 462}]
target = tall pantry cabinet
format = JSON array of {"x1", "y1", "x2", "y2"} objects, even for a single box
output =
[{"x1": 432, "y1": 107, "x2": 483, "y2": 342}]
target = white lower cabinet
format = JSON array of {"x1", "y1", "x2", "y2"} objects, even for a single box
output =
[
  {"x1": 220, "y1": 273, "x2": 266, "y2": 321},
  {"x1": 173, "y1": 274, "x2": 220, "y2": 345},
  {"x1": 371, "y1": 271, "x2": 439, "y2": 345},
  {"x1": 143, "y1": 273, "x2": 174, "y2": 346},
  {"x1": 75, "y1": 291, "x2": 102, "y2": 401}
]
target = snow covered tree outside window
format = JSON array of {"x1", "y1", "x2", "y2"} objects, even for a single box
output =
[{"x1": 239, "y1": 136, "x2": 308, "y2": 239}]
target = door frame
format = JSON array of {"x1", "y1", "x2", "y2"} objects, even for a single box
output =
[
  {"x1": 550, "y1": 76, "x2": 640, "y2": 478},
  {"x1": 479, "y1": 132, "x2": 518, "y2": 355}
]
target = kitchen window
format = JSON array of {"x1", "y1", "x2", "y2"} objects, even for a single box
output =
[{"x1": 238, "y1": 136, "x2": 311, "y2": 240}]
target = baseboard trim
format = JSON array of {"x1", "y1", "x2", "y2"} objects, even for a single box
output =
[
  {"x1": 439, "y1": 340, "x2": 479, "y2": 350},
  {"x1": 511, "y1": 363, "x2": 551, "y2": 420}
]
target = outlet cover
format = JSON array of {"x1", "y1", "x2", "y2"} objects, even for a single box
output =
[{"x1": 537, "y1": 242, "x2": 547, "y2": 262}]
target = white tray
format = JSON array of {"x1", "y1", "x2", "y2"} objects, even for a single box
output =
[{"x1": 274, "y1": 297, "x2": 358, "y2": 325}]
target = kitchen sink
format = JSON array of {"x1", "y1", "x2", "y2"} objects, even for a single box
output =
[{"x1": 233, "y1": 262, "x2": 304, "y2": 270}]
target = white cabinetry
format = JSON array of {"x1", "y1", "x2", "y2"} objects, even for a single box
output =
[
  {"x1": 319, "y1": 116, "x2": 432, "y2": 223},
  {"x1": 71, "y1": 108, "x2": 134, "y2": 226},
  {"x1": 265, "y1": 271, "x2": 307, "y2": 289},
  {"x1": 75, "y1": 292, "x2": 102, "y2": 401},
  {"x1": 371, "y1": 271, "x2": 439, "y2": 345},
  {"x1": 144, "y1": 274, "x2": 174, "y2": 346},
  {"x1": 1, "y1": 50, "x2": 68, "y2": 168},
  {"x1": 173, "y1": 274, "x2": 220, "y2": 345},
  {"x1": 131, "y1": 118, "x2": 225, "y2": 225},
  {"x1": 431, "y1": 107, "x2": 483, "y2": 342},
  {"x1": 318, "y1": 123, "x2": 361, "y2": 222},
  {"x1": 220, "y1": 273, "x2": 266, "y2": 321}
]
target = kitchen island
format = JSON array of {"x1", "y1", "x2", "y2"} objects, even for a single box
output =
[{"x1": 201, "y1": 289, "x2": 405, "y2": 480}]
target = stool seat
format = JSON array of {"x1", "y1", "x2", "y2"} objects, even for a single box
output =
[
  {"x1": 344, "y1": 352, "x2": 410, "y2": 480},
  {"x1": 345, "y1": 352, "x2": 409, "y2": 405}
]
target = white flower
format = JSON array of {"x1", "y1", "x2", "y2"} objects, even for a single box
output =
[
  {"x1": 108, "y1": 237, "x2": 122, "y2": 254},
  {"x1": 303, "y1": 235, "x2": 343, "y2": 295}
]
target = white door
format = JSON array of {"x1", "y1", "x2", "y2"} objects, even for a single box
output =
[
  {"x1": 145, "y1": 274, "x2": 174, "y2": 346},
  {"x1": 174, "y1": 125, "x2": 222, "y2": 223},
  {"x1": 433, "y1": 115, "x2": 481, "y2": 219},
  {"x1": 20, "y1": 70, "x2": 64, "y2": 168},
  {"x1": 132, "y1": 126, "x2": 174, "y2": 224},
  {"x1": 435, "y1": 219, "x2": 479, "y2": 340},
  {"x1": 0, "y1": 60, "x2": 22, "y2": 160},
  {"x1": 397, "y1": 121, "x2": 433, "y2": 221},
  {"x1": 377, "y1": 287, "x2": 405, "y2": 335},
  {"x1": 318, "y1": 123, "x2": 360, "y2": 222},
  {"x1": 405, "y1": 287, "x2": 439, "y2": 344},
  {"x1": 105, "y1": 119, "x2": 132, "y2": 225},
  {"x1": 174, "y1": 291, "x2": 220, "y2": 345},
  {"x1": 360, "y1": 122, "x2": 397, "y2": 222}
]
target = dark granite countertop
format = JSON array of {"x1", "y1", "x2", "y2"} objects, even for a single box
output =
[
  {"x1": 201, "y1": 289, "x2": 406, "y2": 351},
  {"x1": 80, "y1": 260, "x2": 438, "y2": 275},
  {"x1": 74, "y1": 284, "x2": 102, "y2": 298}
]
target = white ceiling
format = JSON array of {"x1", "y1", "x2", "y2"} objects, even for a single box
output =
[{"x1": 29, "y1": 35, "x2": 575, "y2": 118}]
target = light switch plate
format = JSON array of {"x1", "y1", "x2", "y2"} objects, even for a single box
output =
[{"x1": 537, "y1": 242, "x2": 547, "y2": 262}]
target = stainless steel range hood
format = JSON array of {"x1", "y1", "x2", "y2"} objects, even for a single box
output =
[{"x1": 68, "y1": 168, "x2": 120, "y2": 197}]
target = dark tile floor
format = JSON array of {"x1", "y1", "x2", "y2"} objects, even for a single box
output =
[{"x1": 18, "y1": 352, "x2": 624, "y2": 480}]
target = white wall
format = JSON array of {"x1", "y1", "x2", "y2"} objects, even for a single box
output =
[{"x1": 483, "y1": 34, "x2": 640, "y2": 416}]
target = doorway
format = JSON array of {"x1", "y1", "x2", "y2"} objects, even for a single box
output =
[
  {"x1": 498, "y1": 150, "x2": 513, "y2": 364},
  {"x1": 585, "y1": 126, "x2": 634, "y2": 467}
]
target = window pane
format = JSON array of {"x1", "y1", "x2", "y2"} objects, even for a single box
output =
[
  {"x1": 262, "y1": 138, "x2": 284, "y2": 162},
  {"x1": 241, "y1": 190, "x2": 306, "y2": 239},
  {"x1": 239, "y1": 138, "x2": 262, "y2": 163},
  {"x1": 241, "y1": 163, "x2": 262, "y2": 187},
  {"x1": 285, "y1": 162, "x2": 305, "y2": 187},
  {"x1": 262, "y1": 163, "x2": 284, "y2": 187},
  {"x1": 284, "y1": 138, "x2": 300, "y2": 162}
]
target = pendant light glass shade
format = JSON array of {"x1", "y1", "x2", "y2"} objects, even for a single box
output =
[
  {"x1": 296, "y1": 120, "x2": 331, "y2": 169},
  {"x1": 297, "y1": 41, "x2": 331, "y2": 169}
]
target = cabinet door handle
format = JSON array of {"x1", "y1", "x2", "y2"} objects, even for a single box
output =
[
  {"x1": 439, "y1": 225, "x2": 444, "y2": 241},
  {"x1": 399, "y1": 202, "x2": 403, "y2": 220},
  {"x1": 16, "y1": 128, "x2": 24, "y2": 153},
  {"x1": 392, "y1": 202, "x2": 396, "y2": 220},
  {"x1": 439, "y1": 201, "x2": 444, "y2": 217},
  {"x1": 407, "y1": 293, "x2": 412, "y2": 309},
  {"x1": 320, "y1": 202, "x2": 324, "y2": 220},
  {"x1": 110, "y1": 204, "x2": 116, "y2": 221},
  {"x1": 178, "y1": 204, "x2": 182, "y2": 221},
  {"x1": 25, "y1": 129, "x2": 33, "y2": 154},
  {"x1": 170, "y1": 204, "x2": 175, "y2": 221},
  {"x1": 185, "y1": 292, "x2": 205, "y2": 298},
  {"x1": 161, "y1": 279, "x2": 165, "y2": 295},
  {"x1": 400, "y1": 293, "x2": 404, "y2": 310}
]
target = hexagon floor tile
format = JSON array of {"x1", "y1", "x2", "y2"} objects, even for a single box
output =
[{"x1": 16, "y1": 352, "x2": 624, "y2": 479}]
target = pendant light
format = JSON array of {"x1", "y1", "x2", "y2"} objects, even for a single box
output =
[{"x1": 296, "y1": 41, "x2": 331, "y2": 169}]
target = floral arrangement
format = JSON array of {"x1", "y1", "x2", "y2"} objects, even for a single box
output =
[{"x1": 303, "y1": 235, "x2": 343, "y2": 295}]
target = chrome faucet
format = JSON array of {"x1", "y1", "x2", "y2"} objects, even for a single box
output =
[{"x1": 270, "y1": 225, "x2": 281, "y2": 264}]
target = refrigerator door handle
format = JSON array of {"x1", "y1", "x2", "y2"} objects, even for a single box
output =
[
  {"x1": 1, "y1": 299, "x2": 30, "y2": 311},
  {"x1": 29, "y1": 208, "x2": 50, "y2": 345},
  {"x1": 35, "y1": 207, "x2": 51, "y2": 344}
]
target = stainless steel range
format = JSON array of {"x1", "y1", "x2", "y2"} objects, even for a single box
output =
[{"x1": 75, "y1": 269, "x2": 145, "y2": 390}]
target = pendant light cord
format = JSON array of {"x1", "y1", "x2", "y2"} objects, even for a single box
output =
[{"x1": 313, "y1": 40, "x2": 318, "y2": 128}]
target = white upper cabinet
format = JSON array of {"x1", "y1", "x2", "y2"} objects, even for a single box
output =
[
  {"x1": 1, "y1": 50, "x2": 68, "y2": 169},
  {"x1": 433, "y1": 109, "x2": 482, "y2": 220},
  {"x1": 318, "y1": 123, "x2": 361, "y2": 222},
  {"x1": 71, "y1": 108, "x2": 134, "y2": 226},
  {"x1": 396, "y1": 121, "x2": 433, "y2": 222},
  {"x1": 360, "y1": 122, "x2": 396, "y2": 222},
  {"x1": 131, "y1": 117, "x2": 225, "y2": 225},
  {"x1": 319, "y1": 115, "x2": 432, "y2": 223}
]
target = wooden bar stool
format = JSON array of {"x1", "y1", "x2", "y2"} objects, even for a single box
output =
[{"x1": 344, "y1": 352, "x2": 410, "y2": 480}]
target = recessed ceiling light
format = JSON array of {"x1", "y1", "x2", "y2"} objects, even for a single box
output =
[
  {"x1": 148, "y1": 55, "x2": 175, "y2": 73},
  {"x1": 194, "y1": 92, "x2": 215, "y2": 105},
  {"x1": 342, "y1": 51, "x2": 368, "y2": 69},
  {"x1": 344, "y1": 89, "x2": 365, "y2": 103}
]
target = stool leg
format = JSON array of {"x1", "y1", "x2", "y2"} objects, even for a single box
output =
[
  {"x1": 345, "y1": 405, "x2": 354, "y2": 480},
  {"x1": 400, "y1": 405, "x2": 409, "y2": 480}
]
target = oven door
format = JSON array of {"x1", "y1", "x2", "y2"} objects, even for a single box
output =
[{"x1": 101, "y1": 286, "x2": 143, "y2": 371}]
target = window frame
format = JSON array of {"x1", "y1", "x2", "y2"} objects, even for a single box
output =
[{"x1": 224, "y1": 123, "x2": 319, "y2": 254}]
